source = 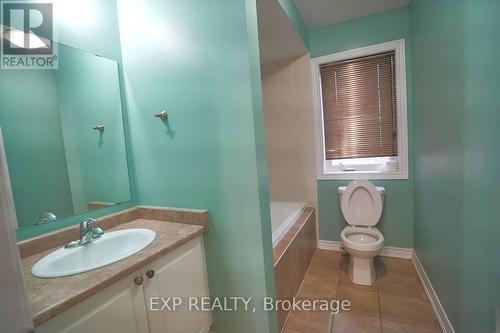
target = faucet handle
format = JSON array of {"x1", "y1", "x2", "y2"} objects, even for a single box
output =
[
  {"x1": 92, "y1": 227, "x2": 104, "y2": 240},
  {"x1": 79, "y1": 218, "x2": 97, "y2": 239},
  {"x1": 81, "y1": 218, "x2": 97, "y2": 229},
  {"x1": 66, "y1": 218, "x2": 102, "y2": 248}
]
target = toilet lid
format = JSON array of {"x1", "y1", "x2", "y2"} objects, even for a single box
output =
[{"x1": 341, "y1": 180, "x2": 382, "y2": 227}]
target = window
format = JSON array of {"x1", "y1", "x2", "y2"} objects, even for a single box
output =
[{"x1": 312, "y1": 40, "x2": 408, "y2": 179}]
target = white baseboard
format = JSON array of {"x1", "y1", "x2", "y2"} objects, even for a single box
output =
[
  {"x1": 380, "y1": 246, "x2": 414, "y2": 259},
  {"x1": 412, "y1": 253, "x2": 455, "y2": 333},
  {"x1": 318, "y1": 240, "x2": 413, "y2": 259},
  {"x1": 318, "y1": 240, "x2": 341, "y2": 251}
]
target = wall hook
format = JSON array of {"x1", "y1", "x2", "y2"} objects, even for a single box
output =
[
  {"x1": 93, "y1": 124, "x2": 105, "y2": 133},
  {"x1": 36, "y1": 212, "x2": 57, "y2": 225},
  {"x1": 154, "y1": 111, "x2": 168, "y2": 121}
]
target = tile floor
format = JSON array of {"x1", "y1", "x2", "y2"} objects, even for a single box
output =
[{"x1": 282, "y1": 250, "x2": 442, "y2": 333}]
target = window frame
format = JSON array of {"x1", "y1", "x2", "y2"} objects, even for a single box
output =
[{"x1": 311, "y1": 39, "x2": 409, "y2": 180}]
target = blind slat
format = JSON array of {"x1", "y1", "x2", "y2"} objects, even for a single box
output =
[{"x1": 320, "y1": 52, "x2": 398, "y2": 160}]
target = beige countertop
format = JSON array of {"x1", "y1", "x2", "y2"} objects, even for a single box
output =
[{"x1": 22, "y1": 218, "x2": 206, "y2": 326}]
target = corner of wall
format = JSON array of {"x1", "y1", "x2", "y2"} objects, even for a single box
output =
[{"x1": 276, "y1": 0, "x2": 309, "y2": 48}]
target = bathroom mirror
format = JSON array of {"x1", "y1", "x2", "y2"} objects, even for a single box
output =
[{"x1": 0, "y1": 42, "x2": 132, "y2": 231}]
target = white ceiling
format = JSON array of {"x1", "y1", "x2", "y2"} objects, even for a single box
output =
[
  {"x1": 257, "y1": 0, "x2": 308, "y2": 64},
  {"x1": 292, "y1": 0, "x2": 410, "y2": 29}
]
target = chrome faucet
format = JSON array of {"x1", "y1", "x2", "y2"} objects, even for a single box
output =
[{"x1": 65, "y1": 218, "x2": 104, "y2": 249}]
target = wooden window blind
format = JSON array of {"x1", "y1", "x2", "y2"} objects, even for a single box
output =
[{"x1": 320, "y1": 52, "x2": 398, "y2": 160}]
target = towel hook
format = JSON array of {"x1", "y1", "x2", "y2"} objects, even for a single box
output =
[
  {"x1": 154, "y1": 111, "x2": 168, "y2": 121},
  {"x1": 93, "y1": 124, "x2": 104, "y2": 133}
]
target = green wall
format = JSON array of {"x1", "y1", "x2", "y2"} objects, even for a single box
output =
[
  {"x1": 116, "y1": 0, "x2": 277, "y2": 332},
  {"x1": 411, "y1": 0, "x2": 498, "y2": 331},
  {"x1": 277, "y1": 0, "x2": 309, "y2": 47},
  {"x1": 309, "y1": 7, "x2": 414, "y2": 247}
]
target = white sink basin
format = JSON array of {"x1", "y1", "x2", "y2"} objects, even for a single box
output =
[{"x1": 32, "y1": 228, "x2": 156, "y2": 278}]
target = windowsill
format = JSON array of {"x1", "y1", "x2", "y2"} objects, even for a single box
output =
[
  {"x1": 318, "y1": 170, "x2": 409, "y2": 180},
  {"x1": 321, "y1": 156, "x2": 408, "y2": 180}
]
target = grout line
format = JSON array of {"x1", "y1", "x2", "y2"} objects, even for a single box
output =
[
  {"x1": 322, "y1": 252, "x2": 442, "y2": 332},
  {"x1": 330, "y1": 256, "x2": 342, "y2": 333},
  {"x1": 377, "y1": 288, "x2": 383, "y2": 332},
  {"x1": 280, "y1": 247, "x2": 319, "y2": 332},
  {"x1": 296, "y1": 248, "x2": 318, "y2": 294},
  {"x1": 374, "y1": 263, "x2": 383, "y2": 330}
]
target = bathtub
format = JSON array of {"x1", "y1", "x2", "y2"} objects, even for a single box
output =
[{"x1": 270, "y1": 202, "x2": 306, "y2": 246}]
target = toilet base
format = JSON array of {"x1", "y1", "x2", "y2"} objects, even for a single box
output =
[{"x1": 348, "y1": 256, "x2": 376, "y2": 286}]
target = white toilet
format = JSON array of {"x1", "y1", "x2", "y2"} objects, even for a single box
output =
[{"x1": 338, "y1": 180, "x2": 385, "y2": 286}]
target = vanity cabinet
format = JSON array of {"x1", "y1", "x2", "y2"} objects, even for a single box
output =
[
  {"x1": 37, "y1": 236, "x2": 212, "y2": 333},
  {"x1": 142, "y1": 237, "x2": 211, "y2": 333}
]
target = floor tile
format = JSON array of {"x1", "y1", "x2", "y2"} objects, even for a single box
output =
[
  {"x1": 308, "y1": 260, "x2": 340, "y2": 280},
  {"x1": 331, "y1": 312, "x2": 382, "y2": 333},
  {"x1": 336, "y1": 286, "x2": 379, "y2": 318},
  {"x1": 297, "y1": 273, "x2": 338, "y2": 299},
  {"x1": 379, "y1": 294, "x2": 441, "y2": 330},
  {"x1": 307, "y1": 250, "x2": 342, "y2": 276},
  {"x1": 374, "y1": 257, "x2": 418, "y2": 278},
  {"x1": 314, "y1": 249, "x2": 343, "y2": 264},
  {"x1": 281, "y1": 250, "x2": 440, "y2": 333},
  {"x1": 282, "y1": 329, "x2": 302, "y2": 333},
  {"x1": 283, "y1": 309, "x2": 333, "y2": 333},
  {"x1": 376, "y1": 272, "x2": 428, "y2": 300},
  {"x1": 382, "y1": 319, "x2": 443, "y2": 333}
]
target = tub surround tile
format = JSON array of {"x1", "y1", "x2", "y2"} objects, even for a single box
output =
[
  {"x1": 18, "y1": 206, "x2": 208, "y2": 258},
  {"x1": 274, "y1": 207, "x2": 317, "y2": 330},
  {"x1": 273, "y1": 207, "x2": 315, "y2": 264},
  {"x1": 19, "y1": 207, "x2": 209, "y2": 327}
]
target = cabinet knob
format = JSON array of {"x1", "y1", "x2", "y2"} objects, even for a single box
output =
[
  {"x1": 146, "y1": 270, "x2": 155, "y2": 279},
  {"x1": 134, "y1": 277, "x2": 144, "y2": 286}
]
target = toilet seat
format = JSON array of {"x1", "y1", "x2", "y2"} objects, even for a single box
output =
[
  {"x1": 341, "y1": 180, "x2": 382, "y2": 227},
  {"x1": 341, "y1": 226, "x2": 384, "y2": 252}
]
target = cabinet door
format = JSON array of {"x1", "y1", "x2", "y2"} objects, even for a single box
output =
[
  {"x1": 142, "y1": 237, "x2": 212, "y2": 333},
  {"x1": 37, "y1": 271, "x2": 149, "y2": 333}
]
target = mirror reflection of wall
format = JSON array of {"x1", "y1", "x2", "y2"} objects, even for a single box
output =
[{"x1": 0, "y1": 43, "x2": 131, "y2": 230}]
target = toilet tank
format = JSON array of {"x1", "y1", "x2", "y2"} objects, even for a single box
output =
[{"x1": 337, "y1": 185, "x2": 385, "y2": 205}]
